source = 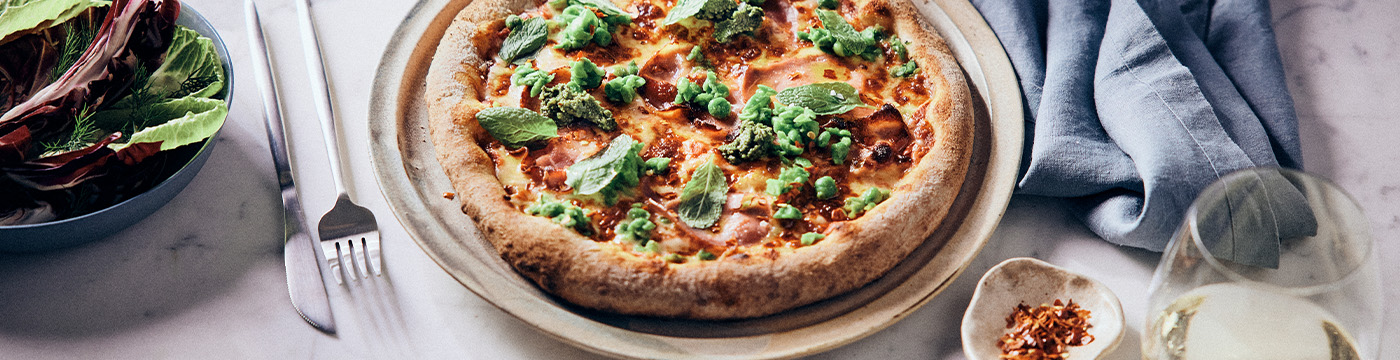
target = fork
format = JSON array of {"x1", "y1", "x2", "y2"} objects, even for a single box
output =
[{"x1": 295, "y1": 0, "x2": 381, "y2": 283}]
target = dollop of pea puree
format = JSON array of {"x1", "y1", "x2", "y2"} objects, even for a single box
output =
[{"x1": 527, "y1": 196, "x2": 593, "y2": 235}]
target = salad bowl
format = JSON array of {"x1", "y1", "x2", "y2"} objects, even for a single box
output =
[{"x1": 0, "y1": 2, "x2": 233, "y2": 252}]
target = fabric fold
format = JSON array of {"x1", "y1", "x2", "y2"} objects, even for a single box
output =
[{"x1": 970, "y1": 0, "x2": 1305, "y2": 252}]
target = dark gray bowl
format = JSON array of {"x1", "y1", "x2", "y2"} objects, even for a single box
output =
[{"x1": 0, "y1": 4, "x2": 233, "y2": 252}]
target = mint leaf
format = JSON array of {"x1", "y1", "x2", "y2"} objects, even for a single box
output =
[
  {"x1": 573, "y1": 0, "x2": 630, "y2": 19},
  {"x1": 776, "y1": 82, "x2": 866, "y2": 115},
  {"x1": 664, "y1": 0, "x2": 736, "y2": 25},
  {"x1": 798, "y1": 10, "x2": 881, "y2": 60},
  {"x1": 816, "y1": 10, "x2": 864, "y2": 49},
  {"x1": 566, "y1": 134, "x2": 645, "y2": 200},
  {"x1": 662, "y1": 0, "x2": 702, "y2": 24},
  {"x1": 667, "y1": 0, "x2": 763, "y2": 43},
  {"x1": 499, "y1": 17, "x2": 548, "y2": 63},
  {"x1": 677, "y1": 156, "x2": 727, "y2": 228},
  {"x1": 476, "y1": 107, "x2": 558, "y2": 147}
]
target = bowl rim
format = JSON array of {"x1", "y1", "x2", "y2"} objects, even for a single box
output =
[{"x1": 0, "y1": 3, "x2": 233, "y2": 232}]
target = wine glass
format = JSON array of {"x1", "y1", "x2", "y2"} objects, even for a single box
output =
[{"x1": 1142, "y1": 167, "x2": 1381, "y2": 360}]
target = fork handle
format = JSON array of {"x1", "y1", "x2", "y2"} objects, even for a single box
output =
[{"x1": 296, "y1": 0, "x2": 349, "y2": 198}]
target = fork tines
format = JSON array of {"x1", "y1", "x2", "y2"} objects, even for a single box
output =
[{"x1": 322, "y1": 233, "x2": 382, "y2": 284}]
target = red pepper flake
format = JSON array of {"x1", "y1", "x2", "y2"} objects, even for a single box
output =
[
  {"x1": 443, "y1": 192, "x2": 457, "y2": 200},
  {"x1": 997, "y1": 299, "x2": 1094, "y2": 360}
]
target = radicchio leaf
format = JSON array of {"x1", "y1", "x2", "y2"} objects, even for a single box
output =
[
  {"x1": 0, "y1": 131, "x2": 182, "y2": 224},
  {"x1": 0, "y1": 33, "x2": 58, "y2": 112},
  {"x1": 2, "y1": 132, "x2": 161, "y2": 190},
  {"x1": 0, "y1": 126, "x2": 33, "y2": 161},
  {"x1": 0, "y1": 6, "x2": 105, "y2": 111}
]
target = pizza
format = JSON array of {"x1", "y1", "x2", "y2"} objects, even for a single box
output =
[{"x1": 424, "y1": 0, "x2": 972, "y2": 319}]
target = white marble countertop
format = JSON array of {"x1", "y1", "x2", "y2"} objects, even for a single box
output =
[{"x1": 1, "y1": 0, "x2": 1395, "y2": 358}]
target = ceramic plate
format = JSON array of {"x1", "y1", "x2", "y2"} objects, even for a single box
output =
[{"x1": 367, "y1": 0, "x2": 1023, "y2": 357}]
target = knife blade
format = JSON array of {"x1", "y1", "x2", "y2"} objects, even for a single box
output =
[{"x1": 245, "y1": 0, "x2": 336, "y2": 334}]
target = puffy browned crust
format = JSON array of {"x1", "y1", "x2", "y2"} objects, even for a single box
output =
[{"x1": 424, "y1": 0, "x2": 972, "y2": 319}]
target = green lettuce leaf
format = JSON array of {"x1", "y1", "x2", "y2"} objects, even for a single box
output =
[
  {"x1": 108, "y1": 97, "x2": 227, "y2": 151},
  {"x1": 0, "y1": 0, "x2": 108, "y2": 45},
  {"x1": 105, "y1": 26, "x2": 225, "y2": 112},
  {"x1": 143, "y1": 26, "x2": 226, "y2": 100},
  {"x1": 89, "y1": 24, "x2": 228, "y2": 150}
]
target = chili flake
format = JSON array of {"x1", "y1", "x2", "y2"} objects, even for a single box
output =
[
  {"x1": 443, "y1": 192, "x2": 457, "y2": 200},
  {"x1": 997, "y1": 299, "x2": 1094, "y2": 359}
]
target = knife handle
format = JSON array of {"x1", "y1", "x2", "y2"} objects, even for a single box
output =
[{"x1": 246, "y1": 1, "x2": 295, "y2": 192}]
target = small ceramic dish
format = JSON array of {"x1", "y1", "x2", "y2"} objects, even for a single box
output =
[
  {"x1": 961, "y1": 257, "x2": 1124, "y2": 360},
  {"x1": 0, "y1": 3, "x2": 232, "y2": 252}
]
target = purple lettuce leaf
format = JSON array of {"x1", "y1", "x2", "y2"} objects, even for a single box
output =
[{"x1": 0, "y1": 0, "x2": 178, "y2": 164}]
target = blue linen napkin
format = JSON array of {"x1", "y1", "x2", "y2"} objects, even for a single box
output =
[{"x1": 969, "y1": 0, "x2": 1305, "y2": 252}]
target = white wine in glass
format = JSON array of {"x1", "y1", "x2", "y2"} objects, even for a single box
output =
[
  {"x1": 1143, "y1": 168, "x2": 1379, "y2": 360},
  {"x1": 1148, "y1": 283, "x2": 1360, "y2": 360}
]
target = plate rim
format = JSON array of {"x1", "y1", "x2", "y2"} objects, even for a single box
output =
[{"x1": 366, "y1": 0, "x2": 1024, "y2": 357}]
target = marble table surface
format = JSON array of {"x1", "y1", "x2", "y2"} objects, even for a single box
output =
[{"x1": 2, "y1": 0, "x2": 1395, "y2": 358}]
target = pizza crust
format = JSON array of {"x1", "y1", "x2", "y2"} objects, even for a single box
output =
[{"x1": 425, "y1": 0, "x2": 972, "y2": 319}]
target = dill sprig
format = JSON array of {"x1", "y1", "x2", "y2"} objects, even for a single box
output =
[
  {"x1": 169, "y1": 72, "x2": 219, "y2": 99},
  {"x1": 118, "y1": 65, "x2": 164, "y2": 138},
  {"x1": 51, "y1": 20, "x2": 96, "y2": 82},
  {"x1": 41, "y1": 105, "x2": 100, "y2": 154}
]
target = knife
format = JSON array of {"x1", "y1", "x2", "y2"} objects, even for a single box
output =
[{"x1": 245, "y1": 0, "x2": 336, "y2": 334}]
